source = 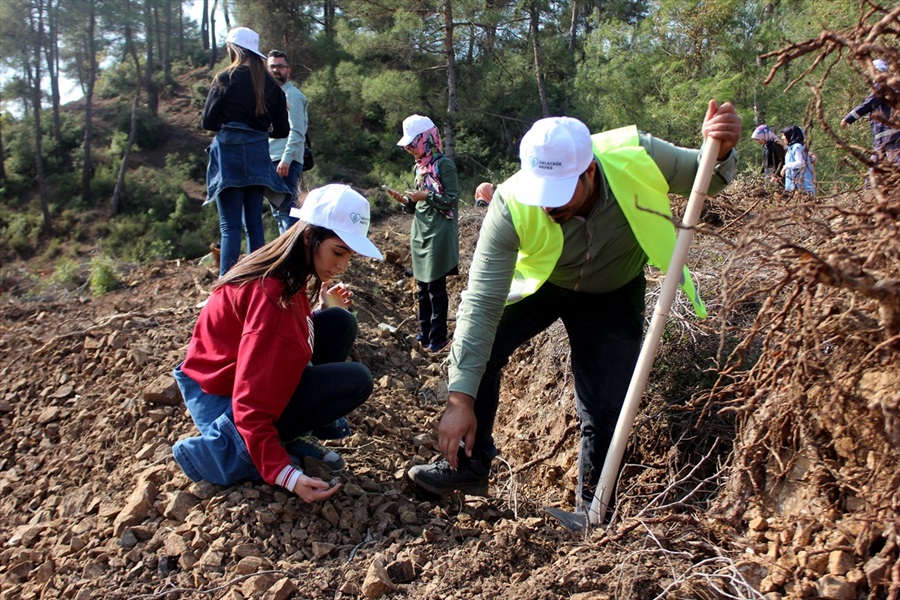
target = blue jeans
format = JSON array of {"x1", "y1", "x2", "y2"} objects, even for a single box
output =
[
  {"x1": 470, "y1": 277, "x2": 646, "y2": 510},
  {"x1": 270, "y1": 160, "x2": 302, "y2": 235},
  {"x1": 217, "y1": 185, "x2": 265, "y2": 276},
  {"x1": 172, "y1": 308, "x2": 372, "y2": 486}
]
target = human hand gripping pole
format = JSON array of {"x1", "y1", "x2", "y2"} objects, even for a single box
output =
[{"x1": 585, "y1": 135, "x2": 723, "y2": 527}]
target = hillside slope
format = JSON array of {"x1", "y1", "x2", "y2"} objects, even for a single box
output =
[{"x1": 1, "y1": 68, "x2": 898, "y2": 599}]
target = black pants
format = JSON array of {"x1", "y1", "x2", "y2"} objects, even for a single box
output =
[
  {"x1": 417, "y1": 276, "x2": 449, "y2": 346},
  {"x1": 470, "y1": 277, "x2": 646, "y2": 510}
]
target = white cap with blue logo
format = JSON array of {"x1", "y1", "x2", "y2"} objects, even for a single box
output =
[
  {"x1": 515, "y1": 117, "x2": 595, "y2": 208},
  {"x1": 291, "y1": 184, "x2": 383, "y2": 259}
]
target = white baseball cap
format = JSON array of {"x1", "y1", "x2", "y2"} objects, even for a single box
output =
[
  {"x1": 225, "y1": 27, "x2": 267, "y2": 59},
  {"x1": 514, "y1": 117, "x2": 595, "y2": 208},
  {"x1": 290, "y1": 184, "x2": 383, "y2": 260},
  {"x1": 396, "y1": 114, "x2": 435, "y2": 146},
  {"x1": 873, "y1": 59, "x2": 888, "y2": 72}
]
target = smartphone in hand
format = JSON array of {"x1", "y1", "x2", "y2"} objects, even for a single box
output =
[{"x1": 381, "y1": 185, "x2": 409, "y2": 205}]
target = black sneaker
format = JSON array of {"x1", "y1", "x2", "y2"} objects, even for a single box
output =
[
  {"x1": 285, "y1": 435, "x2": 345, "y2": 472},
  {"x1": 407, "y1": 453, "x2": 491, "y2": 497},
  {"x1": 311, "y1": 417, "x2": 351, "y2": 440}
]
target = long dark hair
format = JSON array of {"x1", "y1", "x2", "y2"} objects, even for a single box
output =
[
  {"x1": 213, "y1": 43, "x2": 274, "y2": 117},
  {"x1": 212, "y1": 222, "x2": 338, "y2": 306}
]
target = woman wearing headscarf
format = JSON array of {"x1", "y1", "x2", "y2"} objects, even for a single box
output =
[
  {"x1": 780, "y1": 125, "x2": 816, "y2": 194},
  {"x1": 751, "y1": 124, "x2": 785, "y2": 184},
  {"x1": 385, "y1": 115, "x2": 460, "y2": 352},
  {"x1": 201, "y1": 27, "x2": 291, "y2": 276}
]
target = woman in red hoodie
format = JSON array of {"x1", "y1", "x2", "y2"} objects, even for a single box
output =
[{"x1": 172, "y1": 184, "x2": 383, "y2": 503}]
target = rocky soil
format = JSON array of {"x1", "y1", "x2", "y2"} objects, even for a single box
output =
[
  {"x1": 2, "y1": 189, "x2": 898, "y2": 599},
  {"x1": 1, "y1": 67, "x2": 898, "y2": 598}
]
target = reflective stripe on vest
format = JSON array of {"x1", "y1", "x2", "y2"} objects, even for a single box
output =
[{"x1": 502, "y1": 125, "x2": 707, "y2": 318}]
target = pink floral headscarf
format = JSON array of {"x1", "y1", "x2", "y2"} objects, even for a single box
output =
[
  {"x1": 411, "y1": 126, "x2": 444, "y2": 196},
  {"x1": 752, "y1": 124, "x2": 777, "y2": 143}
]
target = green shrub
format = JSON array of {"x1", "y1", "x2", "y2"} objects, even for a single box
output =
[
  {"x1": 52, "y1": 257, "x2": 87, "y2": 291},
  {"x1": 3, "y1": 212, "x2": 42, "y2": 255},
  {"x1": 191, "y1": 81, "x2": 210, "y2": 109},
  {"x1": 91, "y1": 164, "x2": 119, "y2": 201},
  {"x1": 114, "y1": 106, "x2": 164, "y2": 151},
  {"x1": 89, "y1": 255, "x2": 121, "y2": 296},
  {"x1": 178, "y1": 229, "x2": 212, "y2": 260}
]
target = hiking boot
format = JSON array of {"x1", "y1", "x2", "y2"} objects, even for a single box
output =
[
  {"x1": 407, "y1": 452, "x2": 492, "y2": 497},
  {"x1": 285, "y1": 435, "x2": 345, "y2": 472}
]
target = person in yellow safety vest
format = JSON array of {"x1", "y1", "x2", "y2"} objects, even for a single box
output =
[{"x1": 408, "y1": 101, "x2": 742, "y2": 515}]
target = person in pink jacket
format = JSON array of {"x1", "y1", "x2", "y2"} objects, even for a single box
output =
[{"x1": 172, "y1": 184, "x2": 383, "y2": 503}]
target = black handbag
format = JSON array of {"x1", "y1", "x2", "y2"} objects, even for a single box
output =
[{"x1": 302, "y1": 132, "x2": 314, "y2": 171}]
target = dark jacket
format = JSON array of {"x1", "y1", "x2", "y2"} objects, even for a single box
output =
[
  {"x1": 202, "y1": 66, "x2": 289, "y2": 137},
  {"x1": 843, "y1": 89, "x2": 900, "y2": 151},
  {"x1": 762, "y1": 140, "x2": 785, "y2": 176}
]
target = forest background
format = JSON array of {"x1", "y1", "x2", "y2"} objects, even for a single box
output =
[{"x1": 0, "y1": 0, "x2": 891, "y2": 271}]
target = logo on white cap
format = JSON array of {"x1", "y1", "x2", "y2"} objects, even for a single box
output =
[
  {"x1": 514, "y1": 117, "x2": 594, "y2": 208},
  {"x1": 290, "y1": 184, "x2": 383, "y2": 260}
]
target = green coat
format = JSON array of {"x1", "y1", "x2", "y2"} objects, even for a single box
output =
[{"x1": 404, "y1": 155, "x2": 460, "y2": 283}]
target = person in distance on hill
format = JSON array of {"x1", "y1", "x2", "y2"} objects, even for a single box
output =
[
  {"x1": 474, "y1": 182, "x2": 494, "y2": 208},
  {"x1": 407, "y1": 101, "x2": 741, "y2": 515},
  {"x1": 779, "y1": 125, "x2": 816, "y2": 195},
  {"x1": 201, "y1": 27, "x2": 291, "y2": 276},
  {"x1": 265, "y1": 49, "x2": 309, "y2": 235},
  {"x1": 840, "y1": 59, "x2": 900, "y2": 173},
  {"x1": 172, "y1": 184, "x2": 383, "y2": 503},
  {"x1": 750, "y1": 124, "x2": 785, "y2": 185},
  {"x1": 384, "y1": 114, "x2": 460, "y2": 353}
]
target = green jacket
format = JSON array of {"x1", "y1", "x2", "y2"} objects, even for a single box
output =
[{"x1": 404, "y1": 155, "x2": 460, "y2": 282}]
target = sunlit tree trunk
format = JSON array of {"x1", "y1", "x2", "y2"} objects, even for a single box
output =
[
  {"x1": 200, "y1": 0, "x2": 209, "y2": 50},
  {"x1": 44, "y1": 0, "x2": 64, "y2": 161},
  {"x1": 112, "y1": 21, "x2": 143, "y2": 216},
  {"x1": 177, "y1": 0, "x2": 184, "y2": 55},
  {"x1": 324, "y1": 0, "x2": 335, "y2": 41},
  {"x1": 81, "y1": 2, "x2": 97, "y2": 204},
  {"x1": 529, "y1": 0, "x2": 550, "y2": 117},
  {"x1": 222, "y1": 0, "x2": 231, "y2": 30},
  {"x1": 144, "y1": 0, "x2": 158, "y2": 115},
  {"x1": 209, "y1": 0, "x2": 218, "y2": 67},
  {"x1": 443, "y1": 0, "x2": 458, "y2": 160},
  {"x1": 163, "y1": 0, "x2": 173, "y2": 84},
  {"x1": 26, "y1": 0, "x2": 51, "y2": 233}
]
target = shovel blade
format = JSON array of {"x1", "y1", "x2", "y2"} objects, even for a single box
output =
[{"x1": 542, "y1": 507, "x2": 588, "y2": 533}]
